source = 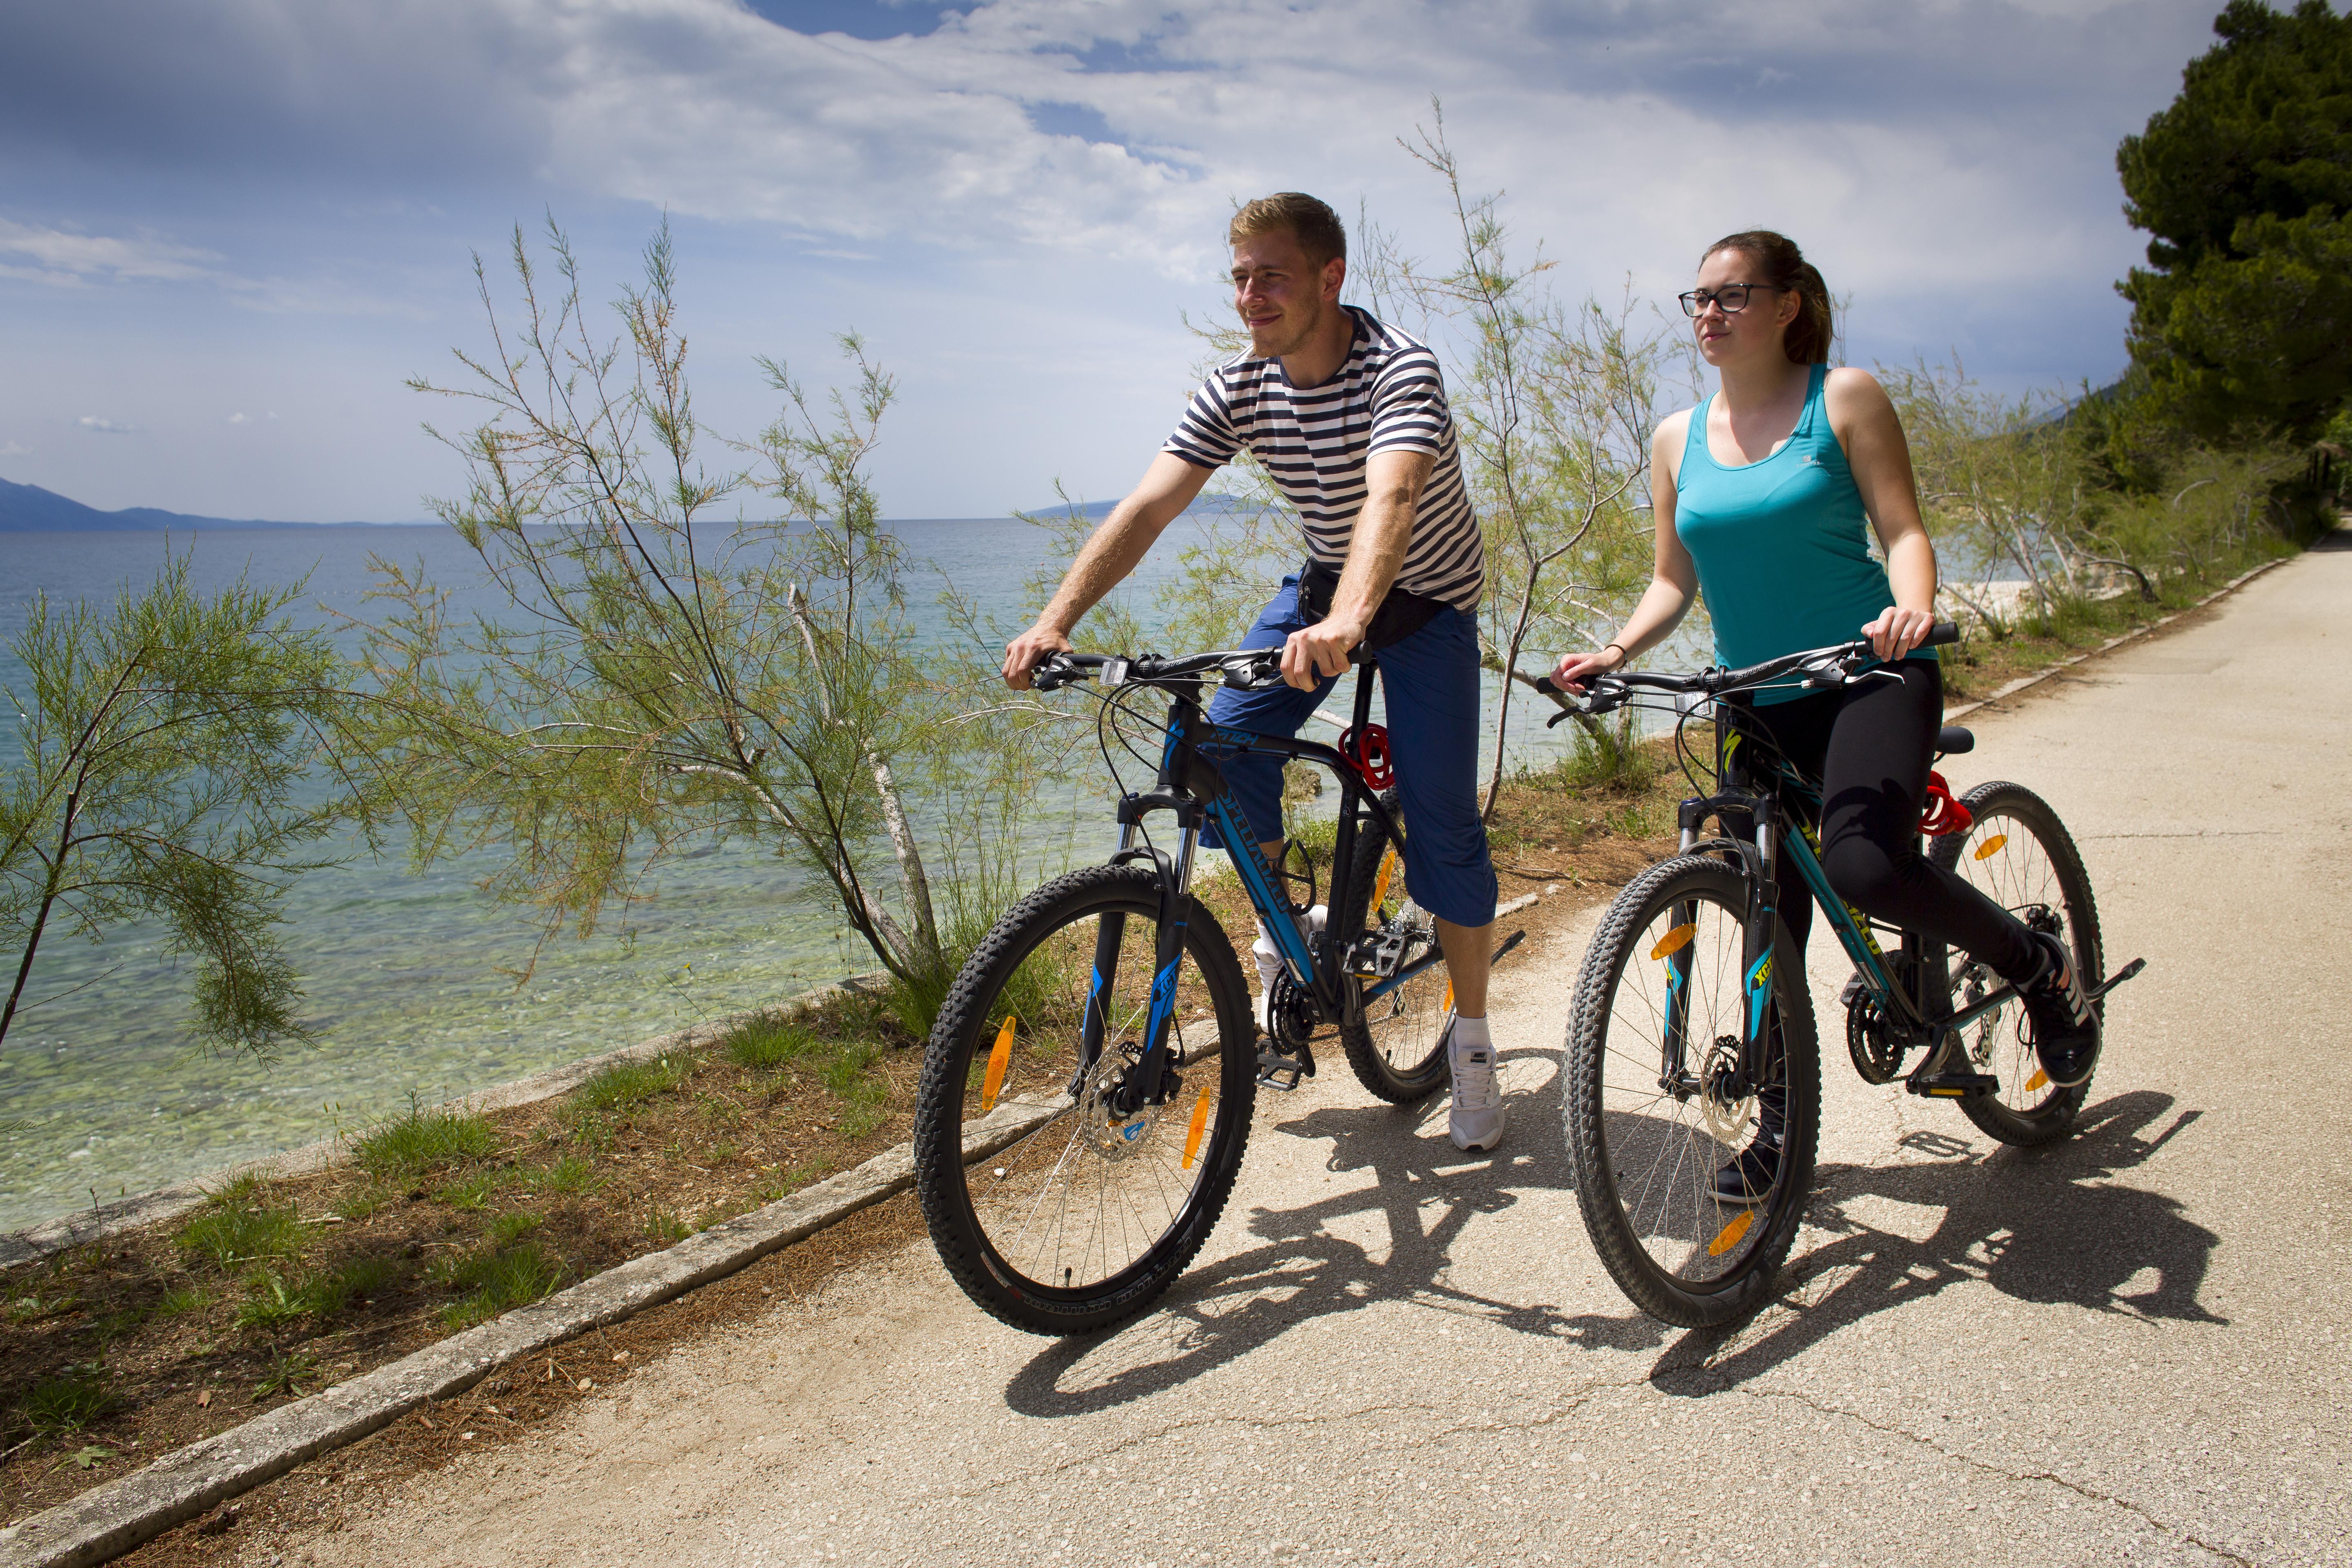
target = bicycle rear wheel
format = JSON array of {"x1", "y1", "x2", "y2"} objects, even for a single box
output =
[
  {"x1": 1334, "y1": 803, "x2": 1452, "y2": 1102},
  {"x1": 913, "y1": 864, "x2": 1258, "y2": 1335},
  {"x1": 1929, "y1": 780, "x2": 2104, "y2": 1146},
  {"x1": 1561, "y1": 854, "x2": 1819, "y2": 1327}
]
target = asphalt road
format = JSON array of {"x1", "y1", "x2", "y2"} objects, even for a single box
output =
[{"x1": 267, "y1": 543, "x2": 2350, "y2": 1568}]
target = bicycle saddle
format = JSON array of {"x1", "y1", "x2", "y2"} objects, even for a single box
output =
[{"x1": 1937, "y1": 726, "x2": 1975, "y2": 755}]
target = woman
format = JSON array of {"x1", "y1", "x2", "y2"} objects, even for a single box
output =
[{"x1": 1550, "y1": 230, "x2": 2099, "y2": 1201}]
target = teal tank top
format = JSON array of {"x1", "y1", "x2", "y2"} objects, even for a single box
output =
[{"x1": 1673, "y1": 363, "x2": 1927, "y2": 705}]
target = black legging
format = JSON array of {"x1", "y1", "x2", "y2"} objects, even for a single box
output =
[{"x1": 1724, "y1": 659, "x2": 2038, "y2": 984}]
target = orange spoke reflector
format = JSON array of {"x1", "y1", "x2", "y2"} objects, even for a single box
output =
[
  {"x1": 2025, "y1": 1068, "x2": 2049, "y2": 1092},
  {"x1": 1973, "y1": 833, "x2": 2008, "y2": 861},
  {"x1": 1442, "y1": 979, "x2": 1454, "y2": 1013},
  {"x1": 1181, "y1": 1089, "x2": 1214, "y2": 1169},
  {"x1": 1371, "y1": 849, "x2": 1398, "y2": 913},
  {"x1": 1650, "y1": 923, "x2": 1697, "y2": 960},
  {"x1": 1708, "y1": 1209, "x2": 1755, "y2": 1257},
  {"x1": 980, "y1": 1016, "x2": 1016, "y2": 1112}
]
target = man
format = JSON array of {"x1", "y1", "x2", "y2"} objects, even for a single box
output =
[{"x1": 1002, "y1": 192, "x2": 1504, "y2": 1151}]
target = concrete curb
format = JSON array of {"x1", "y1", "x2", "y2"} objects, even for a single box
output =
[
  {"x1": 0, "y1": 884, "x2": 1571, "y2": 1568},
  {"x1": 0, "y1": 975, "x2": 890, "y2": 1270},
  {"x1": 0, "y1": 1091, "x2": 1060, "y2": 1568},
  {"x1": 1942, "y1": 553, "x2": 2296, "y2": 725}
]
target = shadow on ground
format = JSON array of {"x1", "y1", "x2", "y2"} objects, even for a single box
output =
[
  {"x1": 1655, "y1": 1088, "x2": 2225, "y2": 1395},
  {"x1": 1001, "y1": 1069, "x2": 2222, "y2": 1417}
]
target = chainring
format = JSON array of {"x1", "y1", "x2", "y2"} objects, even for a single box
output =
[{"x1": 1845, "y1": 991, "x2": 1905, "y2": 1085}]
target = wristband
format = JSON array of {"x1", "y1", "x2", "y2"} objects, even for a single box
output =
[{"x1": 1602, "y1": 642, "x2": 1628, "y2": 666}]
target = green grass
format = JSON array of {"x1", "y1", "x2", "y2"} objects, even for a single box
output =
[
  {"x1": 433, "y1": 1170, "x2": 498, "y2": 1211},
  {"x1": 252, "y1": 1348, "x2": 319, "y2": 1401},
  {"x1": 641, "y1": 1205, "x2": 690, "y2": 1245},
  {"x1": 7, "y1": 1292, "x2": 79, "y2": 1324},
  {"x1": 202, "y1": 1172, "x2": 271, "y2": 1208},
  {"x1": 154, "y1": 1285, "x2": 212, "y2": 1318},
  {"x1": 175, "y1": 1204, "x2": 304, "y2": 1272},
  {"x1": 519, "y1": 1155, "x2": 602, "y2": 1196},
  {"x1": 723, "y1": 1014, "x2": 822, "y2": 1071},
  {"x1": 432, "y1": 1239, "x2": 565, "y2": 1330},
  {"x1": 821, "y1": 1039, "x2": 890, "y2": 1137},
  {"x1": 18, "y1": 1365, "x2": 117, "y2": 1435},
  {"x1": 483, "y1": 1211, "x2": 543, "y2": 1247},
  {"x1": 352, "y1": 1096, "x2": 499, "y2": 1183},
  {"x1": 232, "y1": 1258, "x2": 399, "y2": 1330},
  {"x1": 575, "y1": 1054, "x2": 690, "y2": 1113}
]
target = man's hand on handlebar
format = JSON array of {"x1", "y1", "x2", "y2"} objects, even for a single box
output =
[
  {"x1": 1281, "y1": 615, "x2": 1364, "y2": 691},
  {"x1": 1003, "y1": 624, "x2": 1074, "y2": 691},
  {"x1": 1549, "y1": 644, "x2": 1626, "y2": 696},
  {"x1": 1862, "y1": 606, "x2": 1938, "y2": 664}
]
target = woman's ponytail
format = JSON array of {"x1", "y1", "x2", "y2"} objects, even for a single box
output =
[{"x1": 1702, "y1": 231, "x2": 1835, "y2": 365}]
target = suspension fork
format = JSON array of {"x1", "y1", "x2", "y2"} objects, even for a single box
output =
[
  {"x1": 1319, "y1": 660, "x2": 1381, "y2": 1017},
  {"x1": 1738, "y1": 797, "x2": 1787, "y2": 1092}
]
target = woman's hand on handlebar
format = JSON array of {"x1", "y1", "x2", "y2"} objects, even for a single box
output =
[
  {"x1": 1549, "y1": 644, "x2": 1626, "y2": 696},
  {"x1": 1861, "y1": 606, "x2": 1936, "y2": 664},
  {"x1": 1002, "y1": 624, "x2": 1074, "y2": 691}
]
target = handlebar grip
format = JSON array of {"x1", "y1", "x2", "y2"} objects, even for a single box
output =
[
  {"x1": 1925, "y1": 619, "x2": 1962, "y2": 648},
  {"x1": 1530, "y1": 674, "x2": 1562, "y2": 697}
]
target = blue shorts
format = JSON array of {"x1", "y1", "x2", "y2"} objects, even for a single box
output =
[{"x1": 1202, "y1": 577, "x2": 1499, "y2": 929}]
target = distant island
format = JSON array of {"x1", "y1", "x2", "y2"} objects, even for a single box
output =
[
  {"x1": 1, "y1": 475, "x2": 1265, "y2": 533},
  {"x1": 0, "y1": 477, "x2": 396, "y2": 532},
  {"x1": 1010, "y1": 493, "x2": 1256, "y2": 521}
]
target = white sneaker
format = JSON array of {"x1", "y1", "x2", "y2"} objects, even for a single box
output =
[{"x1": 1447, "y1": 1016, "x2": 1506, "y2": 1152}]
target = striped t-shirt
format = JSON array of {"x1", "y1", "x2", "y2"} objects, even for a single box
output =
[{"x1": 1162, "y1": 305, "x2": 1484, "y2": 613}]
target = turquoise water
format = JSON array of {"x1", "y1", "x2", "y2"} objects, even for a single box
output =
[{"x1": 0, "y1": 520, "x2": 1595, "y2": 1232}]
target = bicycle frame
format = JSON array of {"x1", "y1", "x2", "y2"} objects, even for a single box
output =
[
  {"x1": 1670, "y1": 719, "x2": 2027, "y2": 1096},
  {"x1": 1085, "y1": 659, "x2": 1427, "y2": 1112}
]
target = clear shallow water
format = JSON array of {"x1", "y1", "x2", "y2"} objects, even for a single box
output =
[{"x1": 0, "y1": 520, "x2": 1598, "y2": 1232}]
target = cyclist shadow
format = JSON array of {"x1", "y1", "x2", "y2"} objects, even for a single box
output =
[
  {"x1": 1652, "y1": 1087, "x2": 2225, "y2": 1396},
  {"x1": 1001, "y1": 1075, "x2": 1668, "y2": 1420}
]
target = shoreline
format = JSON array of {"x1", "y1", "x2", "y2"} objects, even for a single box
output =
[{"x1": 0, "y1": 974, "x2": 886, "y2": 1271}]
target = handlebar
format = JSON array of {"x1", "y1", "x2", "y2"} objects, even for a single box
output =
[
  {"x1": 1528, "y1": 621, "x2": 1962, "y2": 722},
  {"x1": 1032, "y1": 645, "x2": 1352, "y2": 693}
]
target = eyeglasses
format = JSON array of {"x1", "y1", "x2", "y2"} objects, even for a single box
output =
[{"x1": 1677, "y1": 283, "x2": 1782, "y2": 317}]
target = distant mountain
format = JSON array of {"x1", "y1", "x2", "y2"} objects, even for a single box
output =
[
  {"x1": 0, "y1": 477, "x2": 382, "y2": 532},
  {"x1": 1010, "y1": 492, "x2": 1258, "y2": 521}
]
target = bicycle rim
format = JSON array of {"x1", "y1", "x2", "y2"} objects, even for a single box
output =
[
  {"x1": 1935, "y1": 782, "x2": 2102, "y2": 1135},
  {"x1": 1566, "y1": 857, "x2": 1816, "y2": 1325},
  {"x1": 1337, "y1": 823, "x2": 1451, "y2": 1102},
  {"x1": 916, "y1": 866, "x2": 1255, "y2": 1329}
]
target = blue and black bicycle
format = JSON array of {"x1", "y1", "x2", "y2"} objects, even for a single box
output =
[
  {"x1": 912, "y1": 645, "x2": 1497, "y2": 1334},
  {"x1": 1538, "y1": 623, "x2": 2145, "y2": 1327}
]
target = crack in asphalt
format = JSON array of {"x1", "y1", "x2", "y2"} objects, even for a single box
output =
[{"x1": 1690, "y1": 1382, "x2": 2260, "y2": 1568}]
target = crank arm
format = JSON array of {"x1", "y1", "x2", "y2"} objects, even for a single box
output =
[{"x1": 2086, "y1": 956, "x2": 2147, "y2": 1002}]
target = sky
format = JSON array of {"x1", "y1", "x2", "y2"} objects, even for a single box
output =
[{"x1": 0, "y1": 0, "x2": 2244, "y2": 522}]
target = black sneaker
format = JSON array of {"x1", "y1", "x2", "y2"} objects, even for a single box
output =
[
  {"x1": 2019, "y1": 929, "x2": 2100, "y2": 1089},
  {"x1": 1712, "y1": 1142, "x2": 1781, "y2": 1207}
]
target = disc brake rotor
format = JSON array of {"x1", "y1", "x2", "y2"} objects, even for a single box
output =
[{"x1": 1697, "y1": 1036, "x2": 1757, "y2": 1145}]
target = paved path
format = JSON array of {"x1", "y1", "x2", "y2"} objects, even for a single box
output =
[{"x1": 272, "y1": 546, "x2": 2350, "y2": 1568}]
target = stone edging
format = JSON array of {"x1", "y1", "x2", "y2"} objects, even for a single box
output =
[
  {"x1": 0, "y1": 975, "x2": 890, "y2": 1270},
  {"x1": 0, "y1": 887, "x2": 1562, "y2": 1568},
  {"x1": 1941, "y1": 552, "x2": 2296, "y2": 724}
]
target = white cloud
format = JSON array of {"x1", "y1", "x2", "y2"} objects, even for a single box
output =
[
  {"x1": 0, "y1": 218, "x2": 224, "y2": 285},
  {"x1": 0, "y1": 439, "x2": 31, "y2": 457},
  {"x1": 227, "y1": 412, "x2": 251, "y2": 424},
  {"x1": 77, "y1": 416, "x2": 137, "y2": 434}
]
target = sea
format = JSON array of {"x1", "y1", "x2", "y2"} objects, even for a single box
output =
[{"x1": 0, "y1": 518, "x2": 1602, "y2": 1234}]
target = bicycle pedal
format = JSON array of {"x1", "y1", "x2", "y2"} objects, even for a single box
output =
[
  {"x1": 1907, "y1": 1069, "x2": 1999, "y2": 1099},
  {"x1": 1255, "y1": 1040, "x2": 1316, "y2": 1091}
]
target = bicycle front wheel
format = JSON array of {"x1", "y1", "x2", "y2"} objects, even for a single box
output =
[
  {"x1": 1562, "y1": 854, "x2": 1820, "y2": 1327},
  {"x1": 1334, "y1": 805, "x2": 1452, "y2": 1103},
  {"x1": 913, "y1": 864, "x2": 1258, "y2": 1335},
  {"x1": 1929, "y1": 780, "x2": 2105, "y2": 1146}
]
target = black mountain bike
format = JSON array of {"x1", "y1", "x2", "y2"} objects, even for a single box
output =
[
  {"x1": 1537, "y1": 624, "x2": 2145, "y2": 1327},
  {"x1": 913, "y1": 646, "x2": 1510, "y2": 1334}
]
